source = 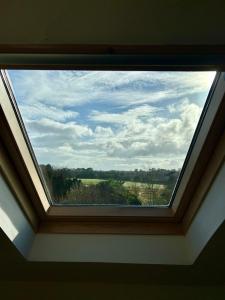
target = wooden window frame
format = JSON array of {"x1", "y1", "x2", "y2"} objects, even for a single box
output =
[{"x1": 0, "y1": 45, "x2": 225, "y2": 235}]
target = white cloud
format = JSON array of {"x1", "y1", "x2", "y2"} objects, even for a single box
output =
[
  {"x1": 90, "y1": 105, "x2": 159, "y2": 124},
  {"x1": 8, "y1": 70, "x2": 215, "y2": 170},
  {"x1": 9, "y1": 70, "x2": 216, "y2": 109},
  {"x1": 26, "y1": 99, "x2": 203, "y2": 170},
  {"x1": 94, "y1": 126, "x2": 114, "y2": 137},
  {"x1": 27, "y1": 118, "x2": 93, "y2": 150},
  {"x1": 19, "y1": 103, "x2": 79, "y2": 122}
]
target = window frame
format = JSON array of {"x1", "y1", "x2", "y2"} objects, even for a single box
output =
[{"x1": 1, "y1": 45, "x2": 225, "y2": 234}]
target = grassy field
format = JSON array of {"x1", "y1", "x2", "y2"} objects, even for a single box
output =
[
  {"x1": 123, "y1": 181, "x2": 164, "y2": 189},
  {"x1": 80, "y1": 178, "x2": 163, "y2": 188},
  {"x1": 80, "y1": 178, "x2": 106, "y2": 185}
]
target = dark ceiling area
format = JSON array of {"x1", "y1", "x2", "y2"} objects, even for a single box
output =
[
  {"x1": 1, "y1": 0, "x2": 225, "y2": 46},
  {"x1": 0, "y1": 220, "x2": 225, "y2": 285}
]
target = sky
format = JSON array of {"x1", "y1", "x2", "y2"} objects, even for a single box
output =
[{"x1": 8, "y1": 70, "x2": 216, "y2": 171}]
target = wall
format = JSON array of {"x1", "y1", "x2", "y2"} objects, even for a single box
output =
[{"x1": 0, "y1": 174, "x2": 34, "y2": 256}]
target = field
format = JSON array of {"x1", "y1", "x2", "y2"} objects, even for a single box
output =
[
  {"x1": 80, "y1": 178, "x2": 106, "y2": 185},
  {"x1": 80, "y1": 178, "x2": 165, "y2": 205},
  {"x1": 81, "y1": 178, "x2": 163, "y2": 188},
  {"x1": 123, "y1": 181, "x2": 164, "y2": 189}
]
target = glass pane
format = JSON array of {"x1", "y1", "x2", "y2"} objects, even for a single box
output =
[{"x1": 7, "y1": 70, "x2": 216, "y2": 206}]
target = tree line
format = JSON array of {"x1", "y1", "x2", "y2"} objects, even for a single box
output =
[
  {"x1": 40, "y1": 165, "x2": 179, "y2": 183},
  {"x1": 40, "y1": 164, "x2": 179, "y2": 206}
]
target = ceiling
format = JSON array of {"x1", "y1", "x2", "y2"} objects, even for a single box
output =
[
  {"x1": 1, "y1": 220, "x2": 225, "y2": 285},
  {"x1": 1, "y1": 0, "x2": 225, "y2": 45}
]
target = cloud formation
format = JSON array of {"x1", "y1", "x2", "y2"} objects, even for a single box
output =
[{"x1": 8, "y1": 70, "x2": 216, "y2": 170}]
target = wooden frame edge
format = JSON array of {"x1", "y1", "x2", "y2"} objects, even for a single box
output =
[
  {"x1": 1, "y1": 44, "x2": 225, "y2": 55},
  {"x1": 0, "y1": 44, "x2": 225, "y2": 70},
  {"x1": 38, "y1": 220, "x2": 183, "y2": 235},
  {"x1": 0, "y1": 140, "x2": 39, "y2": 231},
  {"x1": 182, "y1": 131, "x2": 225, "y2": 232},
  {"x1": 173, "y1": 73, "x2": 225, "y2": 219},
  {"x1": 0, "y1": 104, "x2": 48, "y2": 221}
]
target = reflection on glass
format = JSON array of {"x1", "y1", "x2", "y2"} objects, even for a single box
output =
[{"x1": 8, "y1": 70, "x2": 216, "y2": 206}]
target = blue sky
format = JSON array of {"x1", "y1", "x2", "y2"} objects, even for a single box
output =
[{"x1": 8, "y1": 70, "x2": 215, "y2": 170}]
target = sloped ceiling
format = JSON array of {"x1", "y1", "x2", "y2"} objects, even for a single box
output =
[
  {"x1": 1, "y1": 220, "x2": 225, "y2": 285},
  {"x1": 1, "y1": 0, "x2": 225, "y2": 45}
]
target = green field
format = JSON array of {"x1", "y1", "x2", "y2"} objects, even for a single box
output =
[
  {"x1": 80, "y1": 178, "x2": 163, "y2": 189},
  {"x1": 123, "y1": 181, "x2": 164, "y2": 189},
  {"x1": 80, "y1": 178, "x2": 106, "y2": 185},
  {"x1": 81, "y1": 178, "x2": 163, "y2": 188}
]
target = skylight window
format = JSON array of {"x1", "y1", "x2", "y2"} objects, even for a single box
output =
[{"x1": 7, "y1": 70, "x2": 216, "y2": 207}]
